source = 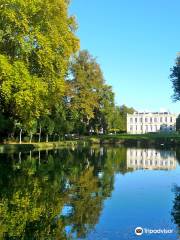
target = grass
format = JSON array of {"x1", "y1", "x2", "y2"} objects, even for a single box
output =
[
  {"x1": 93, "y1": 132, "x2": 180, "y2": 140},
  {"x1": 84, "y1": 132, "x2": 180, "y2": 146}
]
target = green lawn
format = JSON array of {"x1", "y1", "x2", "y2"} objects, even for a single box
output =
[{"x1": 88, "y1": 132, "x2": 180, "y2": 141}]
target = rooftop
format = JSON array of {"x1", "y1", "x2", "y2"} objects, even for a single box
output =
[{"x1": 127, "y1": 111, "x2": 177, "y2": 115}]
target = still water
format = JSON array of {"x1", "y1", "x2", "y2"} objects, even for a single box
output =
[{"x1": 0, "y1": 146, "x2": 179, "y2": 240}]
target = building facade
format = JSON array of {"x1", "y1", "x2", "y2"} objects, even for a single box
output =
[{"x1": 127, "y1": 112, "x2": 177, "y2": 134}]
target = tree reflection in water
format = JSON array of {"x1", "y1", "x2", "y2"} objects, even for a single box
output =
[
  {"x1": 172, "y1": 148, "x2": 180, "y2": 236},
  {"x1": 0, "y1": 146, "x2": 131, "y2": 239},
  {"x1": 172, "y1": 185, "x2": 180, "y2": 236}
]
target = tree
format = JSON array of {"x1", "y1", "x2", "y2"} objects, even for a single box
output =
[
  {"x1": 68, "y1": 50, "x2": 116, "y2": 134},
  {"x1": 89, "y1": 85, "x2": 115, "y2": 134},
  {"x1": 38, "y1": 116, "x2": 55, "y2": 142},
  {"x1": 119, "y1": 105, "x2": 135, "y2": 132},
  {"x1": 170, "y1": 55, "x2": 180, "y2": 101},
  {"x1": 68, "y1": 51, "x2": 104, "y2": 130},
  {"x1": 0, "y1": 0, "x2": 79, "y2": 139},
  {"x1": 0, "y1": 112, "x2": 13, "y2": 141},
  {"x1": 109, "y1": 105, "x2": 135, "y2": 133},
  {"x1": 171, "y1": 185, "x2": 180, "y2": 233},
  {"x1": 176, "y1": 115, "x2": 180, "y2": 132}
]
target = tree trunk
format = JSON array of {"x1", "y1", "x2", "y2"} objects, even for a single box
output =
[
  {"x1": 38, "y1": 150, "x2": 41, "y2": 165},
  {"x1": 19, "y1": 152, "x2": 21, "y2": 163},
  {"x1": 30, "y1": 132, "x2": 33, "y2": 143},
  {"x1": 39, "y1": 125, "x2": 41, "y2": 143},
  {"x1": 53, "y1": 134, "x2": 55, "y2": 142},
  {"x1": 58, "y1": 134, "x2": 60, "y2": 142},
  {"x1": 46, "y1": 134, "x2": 48, "y2": 142},
  {"x1": 19, "y1": 129, "x2": 22, "y2": 144},
  {"x1": 10, "y1": 132, "x2": 14, "y2": 142}
]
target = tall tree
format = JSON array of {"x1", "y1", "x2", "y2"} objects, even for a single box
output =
[
  {"x1": 170, "y1": 55, "x2": 180, "y2": 101},
  {"x1": 69, "y1": 51, "x2": 104, "y2": 125},
  {"x1": 176, "y1": 114, "x2": 180, "y2": 132},
  {"x1": 0, "y1": 0, "x2": 79, "y2": 139},
  {"x1": 68, "y1": 50, "x2": 115, "y2": 134},
  {"x1": 171, "y1": 185, "x2": 180, "y2": 233},
  {"x1": 89, "y1": 85, "x2": 115, "y2": 134}
]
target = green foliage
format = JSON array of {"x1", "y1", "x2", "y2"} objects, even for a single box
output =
[
  {"x1": 0, "y1": 0, "x2": 79, "y2": 140},
  {"x1": 0, "y1": 112, "x2": 13, "y2": 140},
  {"x1": 90, "y1": 84, "x2": 115, "y2": 133},
  {"x1": 109, "y1": 105, "x2": 135, "y2": 132},
  {"x1": 171, "y1": 185, "x2": 180, "y2": 232},
  {"x1": 68, "y1": 50, "x2": 117, "y2": 134},
  {"x1": 0, "y1": 1, "x2": 134, "y2": 140},
  {"x1": 0, "y1": 56, "x2": 48, "y2": 120},
  {"x1": 176, "y1": 114, "x2": 180, "y2": 132},
  {"x1": 69, "y1": 50, "x2": 104, "y2": 123},
  {"x1": 170, "y1": 55, "x2": 180, "y2": 101}
]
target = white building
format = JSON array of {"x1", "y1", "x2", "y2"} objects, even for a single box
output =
[
  {"x1": 127, "y1": 148, "x2": 177, "y2": 170},
  {"x1": 127, "y1": 112, "x2": 177, "y2": 134}
]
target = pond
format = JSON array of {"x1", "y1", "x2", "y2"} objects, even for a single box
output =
[{"x1": 0, "y1": 146, "x2": 179, "y2": 240}]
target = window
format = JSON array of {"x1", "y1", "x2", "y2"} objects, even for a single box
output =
[
  {"x1": 145, "y1": 118, "x2": 148, "y2": 122},
  {"x1": 170, "y1": 117, "x2": 173, "y2": 122},
  {"x1": 150, "y1": 117, "x2": 153, "y2": 123},
  {"x1": 130, "y1": 118, "x2": 133, "y2": 123},
  {"x1": 165, "y1": 117, "x2": 167, "y2": 122},
  {"x1": 135, "y1": 118, "x2": 137, "y2": 123},
  {"x1": 130, "y1": 126, "x2": 133, "y2": 131},
  {"x1": 140, "y1": 118, "x2": 143, "y2": 122},
  {"x1": 160, "y1": 117, "x2": 163, "y2": 122},
  {"x1": 154, "y1": 118, "x2": 157, "y2": 122}
]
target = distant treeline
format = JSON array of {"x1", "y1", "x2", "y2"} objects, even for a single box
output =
[{"x1": 0, "y1": 0, "x2": 134, "y2": 142}]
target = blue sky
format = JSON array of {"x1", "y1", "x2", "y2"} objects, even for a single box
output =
[{"x1": 69, "y1": 0, "x2": 180, "y2": 113}]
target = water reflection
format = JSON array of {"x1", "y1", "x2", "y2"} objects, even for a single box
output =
[
  {"x1": 127, "y1": 148, "x2": 177, "y2": 170},
  {"x1": 172, "y1": 185, "x2": 180, "y2": 236},
  {"x1": 0, "y1": 146, "x2": 179, "y2": 239},
  {"x1": 0, "y1": 147, "x2": 128, "y2": 239}
]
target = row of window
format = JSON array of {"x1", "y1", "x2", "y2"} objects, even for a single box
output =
[
  {"x1": 129, "y1": 159, "x2": 175, "y2": 166},
  {"x1": 129, "y1": 116, "x2": 173, "y2": 123},
  {"x1": 129, "y1": 150, "x2": 175, "y2": 157},
  {"x1": 130, "y1": 125, "x2": 174, "y2": 131},
  {"x1": 130, "y1": 125, "x2": 158, "y2": 131}
]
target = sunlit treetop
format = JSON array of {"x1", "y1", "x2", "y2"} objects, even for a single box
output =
[{"x1": 0, "y1": 0, "x2": 79, "y2": 78}]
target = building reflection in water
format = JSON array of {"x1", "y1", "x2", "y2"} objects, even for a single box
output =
[{"x1": 127, "y1": 148, "x2": 177, "y2": 170}]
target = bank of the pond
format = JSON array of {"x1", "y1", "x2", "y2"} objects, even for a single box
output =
[
  {"x1": 0, "y1": 140, "x2": 87, "y2": 153},
  {"x1": 1, "y1": 133, "x2": 180, "y2": 152},
  {"x1": 99, "y1": 133, "x2": 180, "y2": 146}
]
